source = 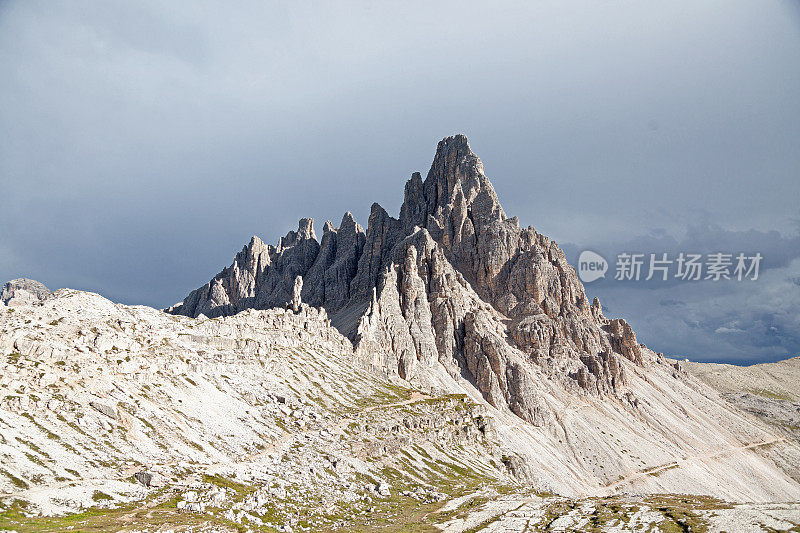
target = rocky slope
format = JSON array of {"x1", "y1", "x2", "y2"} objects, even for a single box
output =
[
  {"x1": 1, "y1": 279, "x2": 50, "y2": 308},
  {"x1": 686, "y1": 356, "x2": 800, "y2": 446},
  {"x1": 685, "y1": 356, "x2": 800, "y2": 402},
  {"x1": 0, "y1": 289, "x2": 511, "y2": 530},
  {"x1": 2, "y1": 289, "x2": 800, "y2": 532},
  {"x1": 168, "y1": 135, "x2": 800, "y2": 502}
]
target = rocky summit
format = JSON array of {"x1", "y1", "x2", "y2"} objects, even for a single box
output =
[
  {"x1": 2, "y1": 136, "x2": 800, "y2": 531},
  {"x1": 170, "y1": 135, "x2": 643, "y2": 425}
]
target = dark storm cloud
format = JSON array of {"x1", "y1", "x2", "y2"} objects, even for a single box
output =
[
  {"x1": 562, "y1": 223, "x2": 800, "y2": 290},
  {"x1": 1, "y1": 0, "x2": 799, "y2": 363},
  {"x1": 587, "y1": 262, "x2": 800, "y2": 365},
  {"x1": 562, "y1": 224, "x2": 800, "y2": 363}
]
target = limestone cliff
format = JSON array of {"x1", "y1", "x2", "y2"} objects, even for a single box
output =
[
  {"x1": 167, "y1": 136, "x2": 648, "y2": 426},
  {"x1": 168, "y1": 136, "x2": 646, "y2": 425}
]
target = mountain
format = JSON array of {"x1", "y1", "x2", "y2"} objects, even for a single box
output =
[
  {"x1": 0, "y1": 289, "x2": 514, "y2": 530},
  {"x1": 3, "y1": 136, "x2": 800, "y2": 531},
  {"x1": 685, "y1": 356, "x2": 800, "y2": 403},
  {"x1": 167, "y1": 135, "x2": 800, "y2": 501},
  {"x1": 169, "y1": 135, "x2": 641, "y2": 425}
]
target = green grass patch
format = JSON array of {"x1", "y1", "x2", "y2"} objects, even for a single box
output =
[{"x1": 748, "y1": 388, "x2": 794, "y2": 401}]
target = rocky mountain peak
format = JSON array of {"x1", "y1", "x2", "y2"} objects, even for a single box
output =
[
  {"x1": 8, "y1": 136, "x2": 800, "y2": 520},
  {"x1": 247, "y1": 234, "x2": 266, "y2": 250},
  {"x1": 169, "y1": 135, "x2": 644, "y2": 425},
  {"x1": 339, "y1": 210, "x2": 360, "y2": 234},
  {"x1": 400, "y1": 134, "x2": 505, "y2": 232},
  {"x1": 278, "y1": 217, "x2": 316, "y2": 251}
]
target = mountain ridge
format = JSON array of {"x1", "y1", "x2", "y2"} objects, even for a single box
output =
[
  {"x1": 157, "y1": 135, "x2": 800, "y2": 502},
  {"x1": 2, "y1": 136, "x2": 800, "y2": 531},
  {"x1": 168, "y1": 134, "x2": 641, "y2": 427}
]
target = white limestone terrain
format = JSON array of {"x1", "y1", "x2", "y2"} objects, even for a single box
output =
[
  {"x1": 1, "y1": 288, "x2": 510, "y2": 531},
  {"x1": 1, "y1": 136, "x2": 799, "y2": 531}
]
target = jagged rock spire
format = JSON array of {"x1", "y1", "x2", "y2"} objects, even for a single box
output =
[
  {"x1": 400, "y1": 134, "x2": 506, "y2": 232},
  {"x1": 169, "y1": 135, "x2": 643, "y2": 425}
]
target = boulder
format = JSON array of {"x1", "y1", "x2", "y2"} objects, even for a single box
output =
[{"x1": 89, "y1": 401, "x2": 117, "y2": 420}]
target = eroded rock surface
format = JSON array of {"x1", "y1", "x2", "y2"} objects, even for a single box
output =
[
  {"x1": 0, "y1": 289, "x2": 506, "y2": 525},
  {"x1": 1, "y1": 278, "x2": 49, "y2": 307},
  {"x1": 169, "y1": 135, "x2": 641, "y2": 426}
]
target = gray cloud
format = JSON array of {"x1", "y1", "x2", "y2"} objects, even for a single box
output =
[
  {"x1": 563, "y1": 223, "x2": 800, "y2": 289},
  {"x1": 1, "y1": 1, "x2": 799, "y2": 363},
  {"x1": 563, "y1": 225, "x2": 800, "y2": 363}
]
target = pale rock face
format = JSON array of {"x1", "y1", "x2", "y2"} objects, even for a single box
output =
[
  {"x1": 1, "y1": 278, "x2": 50, "y2": 307},
  {"x1": 0, "y1": 289, "x2": 507, "y2": 519},
  {"x1": 168, "y1": 135, "x2": 640, "y2": 425},
  {"x1": 291, "y1": 276, "x2": 303, "y2": 313}
]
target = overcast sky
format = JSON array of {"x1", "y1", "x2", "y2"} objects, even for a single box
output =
[{"x1": 1, "y1": 1, "x2": 799, "y2": 364}]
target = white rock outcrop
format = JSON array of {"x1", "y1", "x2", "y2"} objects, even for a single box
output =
[{"x1": 1, "y1": 278, "x2": 49, "y2": 307}]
